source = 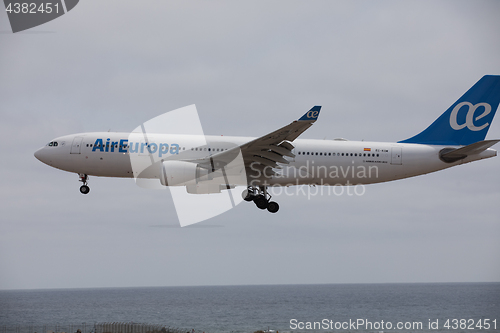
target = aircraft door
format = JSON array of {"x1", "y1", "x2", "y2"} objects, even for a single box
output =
[
  {"x1": 70, "y1": 137, "x2": 83, "y2": 154},
  {"x1": 391, "y1": 147, "x2": 402, "y2": 165}
]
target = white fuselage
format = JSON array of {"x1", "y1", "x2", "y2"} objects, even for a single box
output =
[{"x1": 34, "y1": 132, "x2": 497, "y2": 187}]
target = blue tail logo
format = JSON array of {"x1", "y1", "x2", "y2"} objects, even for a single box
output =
[
  {"x1": 449, "y1": 102, "x2": 491, "y2": 131},
  {"x1": 299, "y1": 106, "x2": 321, "y2": 121},
  {"x1": 399, "y1": 75, "x2": 500, "y2": 145}
]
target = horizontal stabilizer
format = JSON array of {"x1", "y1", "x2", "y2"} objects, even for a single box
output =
[{"x1": 439, "y1": 140, "x2": 500, "y2": 163}]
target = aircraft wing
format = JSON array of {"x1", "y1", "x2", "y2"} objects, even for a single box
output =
[{"x1": 192, "y1": 106, "x2": 321, "y2": 171}]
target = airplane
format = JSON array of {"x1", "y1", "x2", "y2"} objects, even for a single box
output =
[{"x1": 34, "y1": 75, "x2": 500, "y2": 214}]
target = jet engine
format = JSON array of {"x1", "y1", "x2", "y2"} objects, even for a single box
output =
[{"x1": 159, "y1": 160, "x2": 209, "y2": 186}]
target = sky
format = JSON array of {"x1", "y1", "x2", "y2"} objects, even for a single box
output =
[{"x1": 0, "y1": 0, "x2": 499, "y2": 290}]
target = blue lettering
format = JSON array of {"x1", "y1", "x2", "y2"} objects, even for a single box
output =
[
  {"x1": 92, "y1": 139, "x2": 104, "y2": 152},
  {"x1": 129, "y1": 142, "x2": 139, "y2": 153},
  {"x1": 148, "y1": 143, "x2": 158, "y2": 154},
  {"x1": 140, "y1": 142, "x2": 147, "y2": 154},
  {"x1": 159, "y1": 143, "x2": 169, "y2": 157},
  {"x1": 170, "y1": 144, "x2": 180, "y2": 154},
  {"x1": 95, "y1": 140, "x2": 180, "y2": 156},
  {"x1": 119, "y1": 139, "x2": 128, "y2": 153}
]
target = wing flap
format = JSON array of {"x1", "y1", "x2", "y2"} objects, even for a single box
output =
[
  {"x1": 250, "y1": 150, "x2": 290, "y2": 164},
  {"x1": 251, "y1": 155, "x2": 280, "y2": 168},
  {"x1": 268, "y1": 144, "x2": 295, "y2": 157}
]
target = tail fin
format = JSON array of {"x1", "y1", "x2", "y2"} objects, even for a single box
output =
[{"x1": 399, "y1": 75, "x2": 500, "y2": 145}]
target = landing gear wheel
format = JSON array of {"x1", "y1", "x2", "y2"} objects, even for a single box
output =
[
  {"x1": 80, "y1": 185, "x2": 90, "y2": 194},
  {"x1": 242, "y1": 189, "x2": 254, "y2": 201},
  {"x1": 246, "y1": 186, "x2": 280, "y2": 212},
  {"x1": 78, "y1": 173, "x2": 90, "y2": 194},
  {"x1": 254, "y1": 195, "x2": 268, "y2": 210},
  {"x1": 267, "y1": 201, "x2": 279, "y2": 213}
]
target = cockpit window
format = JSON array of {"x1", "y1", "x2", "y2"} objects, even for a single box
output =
[
  {"x1": 47, "y1": 141, "x2": 59, "y2": 147},
  {"x1": 48, "y1": 142, "x2": 53, "y2": 146},
  {"x1": 53, "y1": 142, "x2": 58, "y2": 147}
]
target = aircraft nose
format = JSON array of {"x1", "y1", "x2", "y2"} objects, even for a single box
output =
[{"x1": 34, "y1": 147, "x2": 45, "y2": 162}]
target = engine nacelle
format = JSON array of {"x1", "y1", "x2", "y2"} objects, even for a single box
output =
[{"x1": 160, "y1": 160, "x2": 209, "y2": 186}]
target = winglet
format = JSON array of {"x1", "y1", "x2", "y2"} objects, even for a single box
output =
[{"x1": 299, "y1": 106, "x2": 321, "y2": 121}]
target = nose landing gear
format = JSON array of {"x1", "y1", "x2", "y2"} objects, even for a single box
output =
[
  {"x1": 79, "y1": 174, "x2": 90, "y2": 194},
  {"x1": 242, "y1": 186, "x2": 279, "y2": 213}
]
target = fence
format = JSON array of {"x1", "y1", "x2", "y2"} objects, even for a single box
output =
[{"x1": 0, "y1": 323, "x2": 196, "y2": 333}]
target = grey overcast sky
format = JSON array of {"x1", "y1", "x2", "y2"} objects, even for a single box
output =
[{"x1": 0, "y1": 1, "x2": 499, "y2": 290}]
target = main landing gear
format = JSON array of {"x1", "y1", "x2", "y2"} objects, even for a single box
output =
[
  {"x1": 78, "y1": 173, "x2": 90, "y2": 194},
  {"x1": 243, "y1": 186, "x2": 279, "y2": 213}
]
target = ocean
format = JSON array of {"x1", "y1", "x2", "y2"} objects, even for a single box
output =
[{"x1": 0, "y1": 283, "x2": 499, "y2": 333}]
